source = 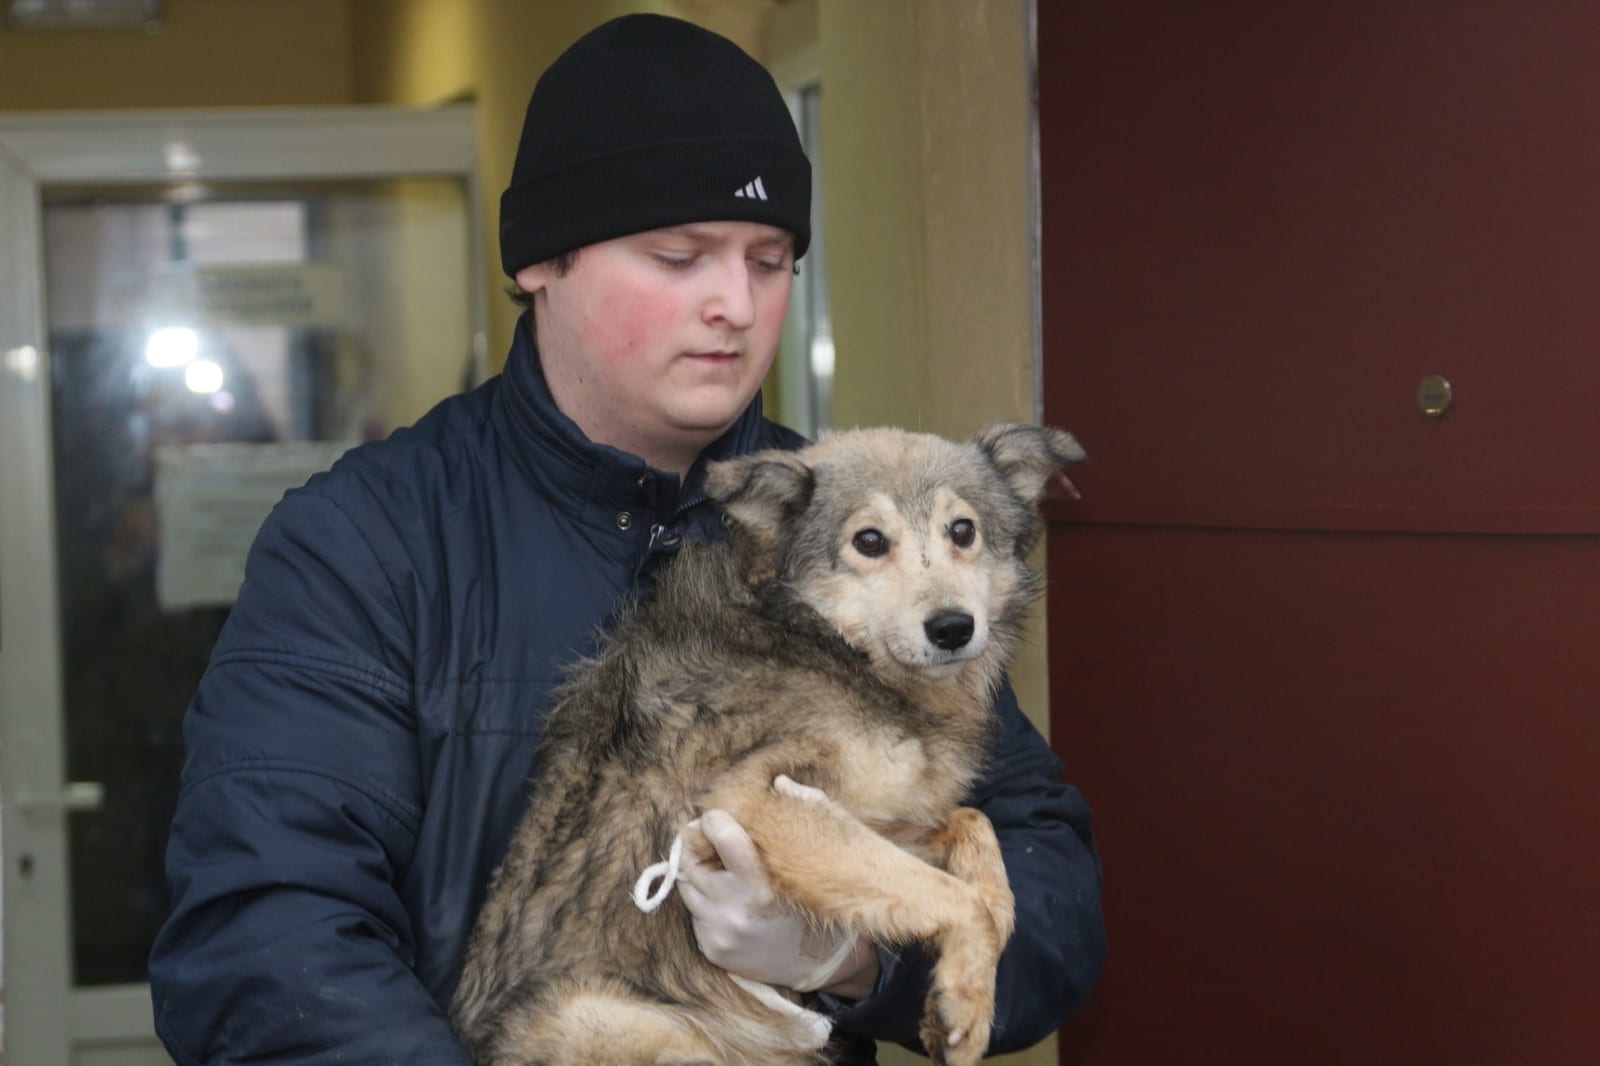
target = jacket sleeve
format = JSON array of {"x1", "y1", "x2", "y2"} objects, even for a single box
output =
[
  {"x1": 148, "y1": 483, "x2": 472, "y2": 1065},
  {"x1": 828, "y1": 680, "x2": 1107, "y2": 1054}
]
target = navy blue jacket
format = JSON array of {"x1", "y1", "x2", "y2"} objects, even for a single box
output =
[{"x1": 149, "y1": 320, "x2": 1106, "y2": 1064}]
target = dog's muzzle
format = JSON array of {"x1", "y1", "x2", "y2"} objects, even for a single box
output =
[{"x1": 924, "y1": 610, "x2": 975, "y2": 651}]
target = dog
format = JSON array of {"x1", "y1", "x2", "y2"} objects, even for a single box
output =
[{"x1": 449, "y1": 422, "x2": 1086, "y2": 1065}]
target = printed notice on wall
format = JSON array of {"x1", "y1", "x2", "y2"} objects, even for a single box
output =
[
  {"x1": 146, "y1": 262, "x2": 347, "y2": 329},
  {"x1": 154, "y1": 442, "x2": 352, "y2": 611}
]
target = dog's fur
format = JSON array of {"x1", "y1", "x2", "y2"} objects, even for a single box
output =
[{"x1": 450, "y1": 423, "x2": 1086, "y2": 1065}]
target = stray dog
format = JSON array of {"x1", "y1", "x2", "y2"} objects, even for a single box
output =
[{"x1": 450, "y1": 422, "x2": 1086, "y2": 1065}]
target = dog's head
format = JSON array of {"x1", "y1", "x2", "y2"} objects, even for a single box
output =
[{"x1": 705, "y1": 423, "x2": 1085, "y2": 684}]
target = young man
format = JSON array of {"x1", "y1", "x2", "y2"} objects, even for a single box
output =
[{"x1": 150, "y1": 14, "x2": 1104, "y2": 1064}]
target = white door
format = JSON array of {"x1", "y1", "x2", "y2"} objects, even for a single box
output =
[{"x1": 0, "y1": 107, "x2": 483, "y2": 1066}]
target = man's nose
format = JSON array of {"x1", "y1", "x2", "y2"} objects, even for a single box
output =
[{"x1": 705, "y1": 258, "x2": 757, "y2": 329}]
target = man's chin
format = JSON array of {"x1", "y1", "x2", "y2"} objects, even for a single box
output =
[{"x1": 663, "y1": 398, "x2": 762, "y2": 438}]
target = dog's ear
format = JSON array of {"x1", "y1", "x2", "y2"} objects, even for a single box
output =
[
  {"x1": 705, "y1": 450, "x2": 814, "y2": 533},
  {"x1": 704, "y1": 451, "x2": 814, "y2": 580},
  {"x1": 973, "y1": 422, "x2": 1087, "y2": 506}
]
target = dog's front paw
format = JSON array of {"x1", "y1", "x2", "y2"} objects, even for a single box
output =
[
  {"x1": 919, "y1": 894, "x2": 1003, "y2": 1066},
  {"x1": 919, "y1": 960, "x2": 995, "y2": 1066},
  {"x1": 919, "y1": 984, "x2": 991, "y2": 1066}
]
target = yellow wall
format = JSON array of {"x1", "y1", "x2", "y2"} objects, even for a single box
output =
[
  {"x1": 0, "y1": 0, "x2": 353, "y2": 109},
  {"x1": 821, "y1": 0, "x2": 1035, "y2": 438},
  {"x1": 818, "y1": 3, "x2": 1044, "y2": 698}
]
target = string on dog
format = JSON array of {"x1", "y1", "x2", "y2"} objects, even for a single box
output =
[
  {"x1": 633, "y1": 830, "x2": 686, "y2": 912},
  {"x1": 729, "y1": 975, "x2": 833, "y2": 1050}
]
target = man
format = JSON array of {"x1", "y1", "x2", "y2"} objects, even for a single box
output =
[{"x1": 150, "y1": 14, "x2": 1105, "y2": 1064}]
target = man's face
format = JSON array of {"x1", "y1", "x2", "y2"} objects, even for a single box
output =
[{"x1": 517, "y1": 221, "x2": 795, "y2": 475}]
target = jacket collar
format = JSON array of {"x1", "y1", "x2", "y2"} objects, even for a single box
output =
[{"x1": 491, "y1": 315, "x2": 770, "y2": 522}]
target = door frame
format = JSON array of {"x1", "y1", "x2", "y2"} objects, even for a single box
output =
[{"x1": 0, "y1": 104, "x2": 482, "y2": 1065}]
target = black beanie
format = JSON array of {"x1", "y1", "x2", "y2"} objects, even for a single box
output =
[{"x1": 499, "y1": 14, "x2": 812, "y2": 277}]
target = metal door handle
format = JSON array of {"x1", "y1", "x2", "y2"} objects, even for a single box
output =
[{"x1": 13, "y1": 780, "x2": 105, "y2": 814}]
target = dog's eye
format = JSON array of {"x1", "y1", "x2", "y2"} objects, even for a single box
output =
[
  {"x1": 852, "y1": 528, "x2": 889, "y2": 557},
  {"x1": 950, "y1": 519, "x2": 976, "y2": 548}
]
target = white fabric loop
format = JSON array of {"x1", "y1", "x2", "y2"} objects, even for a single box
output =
[{"x1": 632, "y1": 831, "x2": 685, "y2": 913}]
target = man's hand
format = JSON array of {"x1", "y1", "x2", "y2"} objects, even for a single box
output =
[{"x1": 678, "y1": 781, "x2": 880, "y2": 998}]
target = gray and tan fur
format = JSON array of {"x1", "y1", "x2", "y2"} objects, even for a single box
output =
[{"x1": 450, "y1": 423, "x2": 1086, "y2": 1065}]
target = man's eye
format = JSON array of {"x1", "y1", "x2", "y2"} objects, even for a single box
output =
[
  {"x1": 751, "y1": 257, "x2": 790, "y2": 275},
  {"x1": 652, "y1": 252, "x2": 697, "y2": 269},
  {"x1": 950, "y1": 519, "x2": 976, "y2": 548},
  {"x1": 852, "y1": 529, "x2": 888, "y2": 557}
]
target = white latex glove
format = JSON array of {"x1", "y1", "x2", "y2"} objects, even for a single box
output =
[{"x1": 678, "y1": 778, "x2": 857, "y2": 993}]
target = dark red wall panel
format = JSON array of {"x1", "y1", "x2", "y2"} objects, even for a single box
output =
[
  {"x1": 1047, "y1": 527, "x2": 1600, "y2": 1063},
  {"x1": 1039, "y1": 4, "x2": 1600, "y2": 534},
  {"x1": 1038, "y1": 5, "x2": 1600, "y2": 1063}
]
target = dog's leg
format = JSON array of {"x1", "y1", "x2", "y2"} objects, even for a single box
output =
[
  {"x1": 729, "y1": 794, "x2": 1009, "y2": 1066},
  {"x1": 925, "y1": 806, "x2": 1016, "y2": 947}
]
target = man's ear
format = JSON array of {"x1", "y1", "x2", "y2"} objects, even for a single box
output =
[
  {"x1": 513, "y1": 262, "x2": 550, "y2": 296},
  {"x1": 972, "y1": 422, "x2": 1088, "y2": 506},
  {"x1": 704, "y1": 451, "x2": 814, "y2": 579}
]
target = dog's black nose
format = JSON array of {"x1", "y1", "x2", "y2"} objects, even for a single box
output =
[{"x1": 924, "y1": 611, "x2": 975, "y2": 651}]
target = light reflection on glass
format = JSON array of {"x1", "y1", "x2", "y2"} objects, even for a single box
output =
[
  {"x1": 183, "y1": 359, "x2": 224, "y2": 394},
  {"x1": 143, "y1": 327, "x2": 198, "y2": 369}
]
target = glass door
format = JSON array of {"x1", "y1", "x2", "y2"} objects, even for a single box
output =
[{"x1": 0, "y1": 108, "x2": 481, "y2": 1066}]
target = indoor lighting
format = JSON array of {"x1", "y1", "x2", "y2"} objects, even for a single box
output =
[
  {"x1": 144, "y1": 326, "x2": 198, "y2": 369},
  {"x1": 810, "y1": 335, "x2": 836, "y2": 379},
  {"x1": 164, "y1": 139, "x2": 201, "y2": 175},
  {"x1": 184, "y1": 359, "x2": 224, "y2": 395},
  {"x1": 4, "y1": 344, "x2": 40, "y2": 382}
]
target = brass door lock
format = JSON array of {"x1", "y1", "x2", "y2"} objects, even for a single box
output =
[{"x1": 1418, "y1": 374, "x2": 1453, "y2": 418}]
